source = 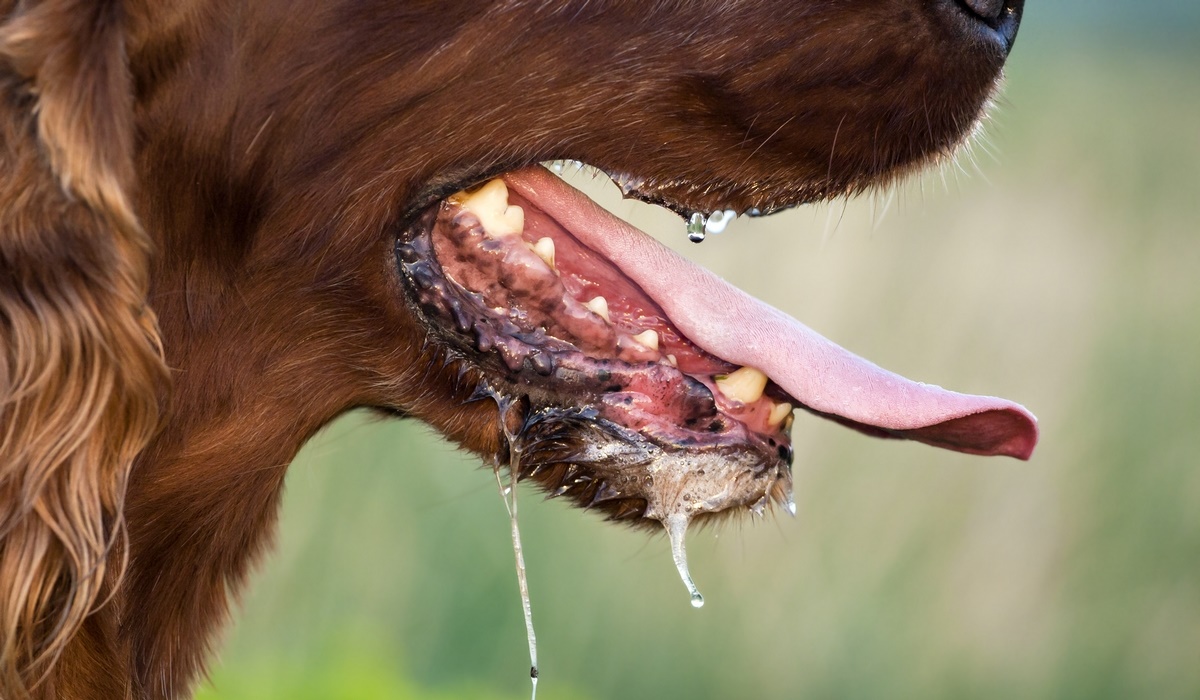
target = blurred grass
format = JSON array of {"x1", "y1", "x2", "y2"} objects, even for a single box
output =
[{"x1": 200, "y1": 27, "x2": 1200, "y2": 700}]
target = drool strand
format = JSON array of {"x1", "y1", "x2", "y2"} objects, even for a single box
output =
[
  {"x1": 665, "y1": 512, "x2": 704, "y2": 608},
  {"x1": 494, "y1": 399, "x2": 539, "y2": 700}
]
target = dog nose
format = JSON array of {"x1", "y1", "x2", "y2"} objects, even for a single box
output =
[
  {"x1": 960, "y1": 0, "x2": 1005, "y2": 22},
  {"x1": 952, "y1": 0, "x2": 1024, "y2": 50}
]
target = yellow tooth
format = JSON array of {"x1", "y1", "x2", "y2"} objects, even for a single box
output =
[
  {"x1": 632, "y1": 329, "x2": 659, "y2": 351},
  {"x1": 459, "y1": 178, "x2": 524, "y2": 236},
  {"x1": 532, "y1": 237, "x2": 556, "y2": 269},
  {"x1": 504, "y1": 206, "x2": 525, "y2": 235},
  {"x1": 767, "y1": 401, "x2": 793, "y2": 428},
  {"x1": 666, "y1": 354, "x2": 678, "y2": 367},
  {"x1": 715, "y1": 366, "x2": 768, "y2": 404},
  {"x1": 585, "y1": 296, "x2": 610, "y2": 322}
]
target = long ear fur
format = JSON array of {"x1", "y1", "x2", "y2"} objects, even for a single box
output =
[{"x1": 0, "y1": 1, "x2": 167, "y2": 696}]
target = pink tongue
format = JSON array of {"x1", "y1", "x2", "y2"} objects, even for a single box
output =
[{"x1": 505, "y1": 167, "x2": 1038, "y2": 460}]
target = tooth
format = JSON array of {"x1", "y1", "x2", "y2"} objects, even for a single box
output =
[
  {"x1": 631, "y1": 329, "x2": 659, "y2": 351},
  {"x1": 767, "y1": 401, "x2": 794, "y2": 428},
  {"x1": 715, "y1": 366, "x2": 768, "y2": 404},
  {"x1": 585, "y1": 296, "x2": 610, "y2": 322},
  {"x1": 458, "y1": 178, "x2": 524, "y2": 237},
  {"x1": 533, "y1": 237, "x2": 556, "y2": 269},
  {"x1": 666, "y1": 354, "x2": 678, "y2": 367}
]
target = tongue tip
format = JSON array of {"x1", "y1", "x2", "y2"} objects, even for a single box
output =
[
  {"x1": 899, "y1": 403, "x2": 1039, "y2": 461},
  {"x1": 989, "y1": 405, "x2": 1040, "y2": 461}
]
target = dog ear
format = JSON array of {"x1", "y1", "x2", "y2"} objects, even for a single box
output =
[{"x1": 0, "y1": 1, "x2": 167, "y2": 695}]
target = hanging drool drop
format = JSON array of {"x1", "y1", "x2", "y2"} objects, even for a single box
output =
[
  {"x1": 704, "y1": 209, "x2": 735, "y2": 236},
  {"x1": 686, "y1": 212, "x2": 707, "y2": 243},
  {"x1": 495, "y1": 464, "x2": 539, "y2": 700},
  {"x1": 492, "y1": 396, "x2": 540, "y2": 700}
]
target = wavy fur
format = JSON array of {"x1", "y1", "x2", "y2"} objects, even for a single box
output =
[{"x1": 0, "y1": 1, "x2": 166, "y2": 696}]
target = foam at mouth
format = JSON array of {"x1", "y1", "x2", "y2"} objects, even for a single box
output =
[{"x1": 501, "y1": 166, "x2": 1039, "y2": 460}]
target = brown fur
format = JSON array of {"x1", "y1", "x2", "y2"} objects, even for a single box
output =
[{"x1": 0, "y1": 0, "x2": 1017, "y2": 697}]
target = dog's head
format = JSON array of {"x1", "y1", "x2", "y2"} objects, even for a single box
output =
[
  {"x1": 1, "y1": 0, "x2": 1036, "y2": 692},
  {"x1": 132, "y1": 0, "x2": 1035, "y2": 526},
  {"x1": 140, "y1": 0, "x2": 1032, "y2": 521}
]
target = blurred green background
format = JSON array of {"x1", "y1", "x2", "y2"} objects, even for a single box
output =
[{"x1": 198, "y1": 5, "x2": 1200, "y2": 699}]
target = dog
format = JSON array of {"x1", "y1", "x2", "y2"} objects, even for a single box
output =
[{"x1": 0, "y1": 0, "x2": 1037, "y2": 697}]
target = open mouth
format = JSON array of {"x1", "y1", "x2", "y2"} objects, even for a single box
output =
[{"x1": 395, "y1": 165, "x2": 1038, "y2": 529}]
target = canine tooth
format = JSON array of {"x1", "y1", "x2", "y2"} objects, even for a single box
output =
[
  {"x1": 459, "y1": 178, "x2": 524, "y2": 236},
  {"x1": 768, "y1": 402, "x2": 794, "y2": 428},
  {"x1": 631, "y1": 329, "x2": 659, "y2": 351},
  {"x1": 585, "y1": 296, "x2": 610, "y2": 322},
  {"x1": 532, "y1": 237, "x2": 556, "y2": 269},
  {"x1": 666, "y1": 354, "x2": 678, "y2": 367},
  {"x1": 715, "y1": 366, "x2": 768, "y2": 404}
]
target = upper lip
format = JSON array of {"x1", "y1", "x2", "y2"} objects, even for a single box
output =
[{"x1": 404, "y1": 161, "x2": 804, "y2": 238}]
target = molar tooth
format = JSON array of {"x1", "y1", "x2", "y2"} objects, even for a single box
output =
[
  {"x1": 533, "y1": 237, "x2": 556, "y2": 269},
  {"x1": 458, "y1": 178, "x2": 524, "y2": 236},
  {"x1": 767, "y1": 401, "x2": 794, "y2": 428},
  {"x1": 715, "y1": 366, "x2": 768, "y2": 404},
  {"x1": 631, "y1": 329, "x2": 659, "y2": 351},
  {"x1": 585, "y1": 296, "x2": 610, "y2": 322}
]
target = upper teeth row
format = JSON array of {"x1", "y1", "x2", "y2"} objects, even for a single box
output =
[
  {"x1": 453, "y1": 178, "x2": 793, "y2": 431},
  {"x1": 455, "y1": 178, "x2": 664, "y2": 358}
]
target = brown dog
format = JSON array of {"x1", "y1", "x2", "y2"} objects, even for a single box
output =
[{"x1": 0, "y1": 0, "x2": 1036, "y2": 697}]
